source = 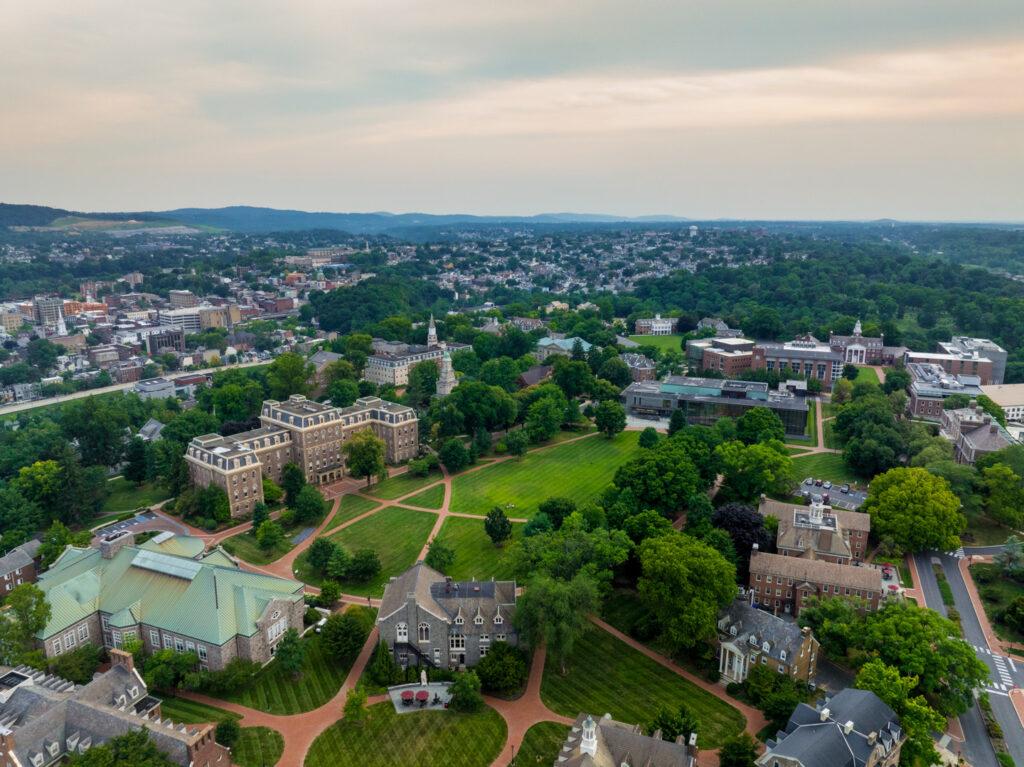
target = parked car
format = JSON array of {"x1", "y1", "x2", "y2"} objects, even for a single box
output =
[
  {"x1": 804, "y1": 477, "x2": 814, "y2": 486},
  {"x1": 823, "y1": 492, "x2": 831, "y2": 505},
  {"x1": 814, "y1": 479, "x2": 824, "y2": 487},
  {"x1": 823, "y1": 481, "x2": 832, "y2": 490},
  {"x1": 840, "y1": 483, "x2": 850, "y2": 494}
]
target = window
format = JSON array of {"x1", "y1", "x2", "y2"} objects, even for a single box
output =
[
  {"x1": 454, "y1": 615, "x2": 464, "y2": 625},
  {"x1": 198, "y1": 646, "x2": 208, "y2": 662},
  {"x1": 480, "y1": 633, "x2": 490, "y2": 643},
  {"x1": 186, "y1": 641, "x2": 195, "y2": 652},
  {"x1": 396, "y1": 623, "x2": 408, "y2": 642},
  {"x1": 496, "y1": 633, "x2": 506, "y2": 642},
  {"x1": 433, "y1": 648, "x2": 441, "y2": 663},
  {"x1": 79, "y1": 625, "x2": 89, "y2": 642},
  {"x1": 480, "y1": 645, "x2": 489, "y2": 657},
  {"x1": 780, "y1": 650, "x2": 787, "y2": 661},
  {"x1": 150, "y1": 630, "x2": 160, "y2": 645},
  {"x1": 494, "y1": 615, "x2": 503, "y2": 625},
  {"x1": 268, "y1": 618, "x2": 287, "y2": 642},
  {"x1": 101, "y1": 616, "x2": 110, "y2": 630},
  {"x1": 474, "y1": 615, "x2": 484, "y2": 626},
  {"x1": 112, "y1": 631, "x2": 122, "y2": 648},
  {"x1": 164, "y1": 635, "x2": 174, "y2": 649},
  {"x1": 778, "y1": 665, "x2": 785, "y2": 673},
  {"x1": 450, "y1": 634, "x2": 465, "y2": 650},
  {"x1": 418, "y1": 623, "x2": 429, "y2": 642},
  {"x1": 174, "y1": 638, "x2": 185, "y2": 652},
  {"x1": 765, "y1": 576, "x2": 772, "y2": 584},
  {"x1": 761, "y1": 656, "x2": 767, "y2": 664},
  {"x1": 53, "y1": 638, "x2": 63, "y2": 655},
  {"x1": 65, "y1": 631, "x2": 76, "y2": 648}
]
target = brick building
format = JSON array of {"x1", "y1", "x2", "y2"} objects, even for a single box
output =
[
  {"x1": 903, "y1": 350, "x2": 996, "y2": 386},
  {"x1": 634, "y1": 314, "x2": 677, "y2": 335},
  {"x1": 748, "y1": 552, "x2": 882, "y2": 617},
  {"x1": 363, "y1": 341, "x2": 471, "y2": 386},
  {"x1": 186, "y1": 395, "x2": 418, "y2": 517},
  {"x1": 937, "y1": 336, "x2": 1007, "y2": 385},
  {"x1": 715, "y1": 599, "x2": 820, "y2": 685},
  {"x1": 827, "y1": 320, "x2": 903, "y2": 365},
  {"x1": 620, "y1": 353, "x2": 657, "y2": 382},
  {"x1": 906, "y1": 362, "x2": 984, "y2": 420},
  {"x1": 941, "y1": 403, "x2": 1014, "y2": 465},
  {"x1": 35, "y1": 533, "x2": 305, "y2": 671},
  {"x1": 759, "y1": 497, "x2": 870, "y2": 564},
  {"x1": 0, "y1": 540, "x2": 40, "y2": 594},
  {"x1": 751, "y1": 335, "x2": 843, "y2": 391},
  {"x1": 688, "y1": 337, "x2": 756, "y2": 376}
]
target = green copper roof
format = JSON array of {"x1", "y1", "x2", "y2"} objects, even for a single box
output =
[
  {"x1": 37, "y1": 545, "x2": 302, "y2": 644},
  {"x1": 140, "y1": 533, "x2": 206, "y2": 559}
]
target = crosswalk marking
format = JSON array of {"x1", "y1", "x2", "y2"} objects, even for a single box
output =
[
  {"x1": 986, "y1": 688, "x2": 1010, "y2": 697},
  {"x1": 1010, "y1": 658, "x2": 1017, "y2": 672},
  {"x1": 947, "y1": 547, "x2": 966, "y2": 559}
]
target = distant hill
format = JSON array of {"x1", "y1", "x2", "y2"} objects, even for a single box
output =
[{"x1": 0, "y1": 203, "x2": 175, "y2": 231}]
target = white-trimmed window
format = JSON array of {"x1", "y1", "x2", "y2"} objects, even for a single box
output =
[
  {"x1": 112, "y1": 631, "x2": 122, "y2": 648},
  {"x1": 65, "y1": 632, "x2": 76, "y2": 648},
  {"x1": 78, "y1": 625, "x2": 89, "y2": 642},
  {"x1": 101, "y1": 616, "x2": 110, "y2": 630},
  {"x1": 174, "y1": 638, "x2": 184, "y2": 652},
  {"x1": 418, "y1": 623, "x2": 429, "y2": 642},
  {"x1": 150, "y1": 630, "x2": 160, "y2": 646},
  {"x1": 198, "y1": 645, "x2": 208, "y2": 662},
  {"x1": 454, "y1": 615, "x2": 464, "y2": 625},
  {"x1": 268, "y1": 618, "x2": 287, "y2": 642},
  {"x1": 396, "y1": 623, "x2": 408, "y2": 642},
  {"x1": 480, "y1": 645, "x2": 489, "y2": 657},
  {"x1": 496, "y1": 633, "x2": 506, "y2": 642},
  {"x1": 186, "y1": 641, "x2": 195, "y2": 653},
  {"x1": 53, "y1": 638, "x2": 63, "y2": 655},
  {"x1": 474, "y1": 615, "x2": 483, "y2": 626},
  {"x1": 163, "y1": 635, "x2": 174, "y2": 649},
  {"x1": 493, "y1": 615, "x2": 503, "y2": 625},
  {"x1": 450, "y1": 634, "x2": 465, "y2": 650}
]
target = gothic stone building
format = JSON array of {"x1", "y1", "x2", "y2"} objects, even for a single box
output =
[
  {"x1": 186, "y1": 394, "x2": 418, "y2": 517},
  {"x1": 34, "y1": 532, "x2": 305, "y2": 672},
  {"x1": 377, "y1": 563, "x2": 517, "y2": 669}
]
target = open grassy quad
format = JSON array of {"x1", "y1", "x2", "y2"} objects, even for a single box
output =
[
  {"x1": 449, "y1": 431, "x2": 641, "y2": 518},
  {"x1": 403, "y1": 483, "x2": 446, "y2": 510},
  {"x1": 518, "y1": 721, "x2": 571, "y2": 766},
  {"x1": 854, "y1": 366, "x2": 880, "y2": 385},
  {"x1": 325, "y1": 493, "x2": 383, "y2": 532},
  {"x1": 367, "y1": 469, "x2": 441, "y2": 500},
  {"x1": 304, "y1": 702, "x2": 507, "y2": 767},
  {"x1": 296, "y1": 506, "x2": 437, "y2": 593},
  {"x1": 791, "y1": 452, "x2": 865, "y2": 487},
  {"x1": 627, "y1": 334, "x2": 684, "y2": 353},
  {"x1": 157, "y1": 696, "x2": 240, "y2": 724},
  {"x1": 540, "y1": 626, "x2": 745, "y2": 749},
  {"x1": 437, "y1": 515, "x2": 523, "y2": 581},
  {"x1": 221, "y1": 530, "x2": 294, "y2": 565},
  {"x1": 963, "y1": 514, "x2": 1015, "y2": 547},
  {"x1": 970, "y1": 563, "x2": 1024, "y2": 644},
  {"x1": 102, "y1": 478, "x2": 173, "y2": 512},
  {"x1": 233, "y1": 727, "x2": 285, "y2": 767},
  {"x1": 219, "y1": 634, "x2": 357, "y2": 715}
]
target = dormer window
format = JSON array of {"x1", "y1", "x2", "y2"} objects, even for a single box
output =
[
  {"x1": 762, "y1": 642, "x2": 770, "y2": 652},
  {"x1": 493, "y1": 615, "x2": 503, "y2": 625},
  {"x1": 474, "y1": 616, "x2": 484, "y2": 626},
  {"x1": 780, "y1": 651, "x2": 787, "y2": 662},
  {"x1": 46, "y1": 742, "x2": 59, "y2": 757},
  {"x1": 454, "y1": 616, "x2": 464, "y2": 625}
]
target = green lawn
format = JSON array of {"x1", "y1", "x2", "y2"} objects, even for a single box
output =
[
  {"x1": 305, "y1": 702, "x2": 506, "y2": 767},
  {"x1": 449, "y1": 431, "x2": 640, "y2": 518},
  {"x1": 437, "y1": 516, "x2": 522, "y2": 581},
  {"x1": 627, "y1": 334, "x2": 684, "y2": 353},
  {"x1": 157, "y1": 696, "x2": 240, "y2": 724},
  {"x1": 821, "y1": 419, "x2": 844, "y2": 449},
  {"x1": 221, "y1": 530, "x2": 294, "y2": 565},
  {"x1": 821, "y1": 401, "x2": 841, "y2": 419},
  {"x1": 367, "y1": 471, "x2": 440, "y2": 500},
  {"x1": 791, "y1": 452, "x2": 865, "y2": 486},
  {"x1": 102, "y1": 478, "x2": 173, "y2": 512},
  {"x1": 540, "y1": 626, "x2": 744, "y2": 749},
  {"x1": 218, "y1": 635, "x2": 358, "y2": 715},
  {"x1": 854, "y1": 367, "x2": 880, "y2": 385},
  {"x1": 517, "y1": 721, "x2": 571, "y2": 766},
  {"x1": 233, "y1": 727, "x2": 284, "y2": 767},
  {"x1": 325, "y1": 494, "x2": 383, "y2": 532},
  {"x1": 297, "y1": 506, "x2": 437, "y2": 594},
  {"x1": 403, "y1": 483, "x2": 446, "y2": 510},
  {"x1": 970, "y1": 563, "x2": 1024, "y2": 644},
  {"x1": 963, "y1": 514, "x2": 1015, "y2": 547}
]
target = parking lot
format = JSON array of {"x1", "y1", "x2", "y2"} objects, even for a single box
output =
[{"x1": 795, "y1": 477, "x2": 868, "y2": 510}]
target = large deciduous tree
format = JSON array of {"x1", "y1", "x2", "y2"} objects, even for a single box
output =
[
  {"x1": 484, "y1": 506, "x2": 513, "y2": 546},
  {"x1": 854, "y1": 660, "x2": 945, "y2": 766},
  {"x1": 613, "y1": 441, "x2": 703, "y2": 519},
  {"x1": 861, "y1": 467, "x2": 964, "y2": 553},
  {"x1": 266, "y1": 352, "x2": 315, "y2": 399},
  {"x1": 982, "y1": 464, "x2": 1024, "y2": 529},
  {"x1": 594, "y1": 400, "x2": 626, "y2": 439},
  {"x1": 637, "y1": 534, "x2": 736, "y2": 652},
  {"x1": 736, "y1": 406, "x2": 785, "y2": 445},
  {"x1": 512, "y1": 572, "x2": 599, "y2": 674},
  {"x1": 343, "y1": 429, "x2": 387, "y2": 487},
  {"x1": 714, "y1": 441, "x2": 795, "y2": 501}
]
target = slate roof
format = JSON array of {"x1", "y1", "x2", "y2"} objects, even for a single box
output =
[
  {"x1": 518, "y1": 365, "x2": 553, "y2": 387},
  {"x1": 750, "y1": 552, "x2": 882, "y2": 592},
  {"x1": 137, "y1": 418, "x2": 164, "y2": 441},
  {"x1": 0, "y1": 543, "x2": 36, "y2": 576},
  {"x1": 378, "y1": 563, "x2": 516, "y2": 630},
  {"x1": 36, "y1": 544, "x2": 303, "y2": 644},
  {"x1": 557, "y1": 713, "x2": 694, "y2": 767},
  {"x1": 717, "y1": 600, "x2": 808, "y2": 665},
  {"x1": 763, "y1": 688, "x2": 904, "y2": 767},
  {"x1": 309, "y1": 350, "x2": 342, "y2": 369}
]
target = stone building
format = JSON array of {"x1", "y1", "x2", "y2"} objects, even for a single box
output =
[
  {"x1": 377, "y1": 563, "x2": 517, "y2": 669},
  {"x1": 715, "y1": 599, "x2": 820, "y2": 685},
  {"x1": 363, "y1": 340, "x2": 471, "y2": 386},
  {"x1": 186, "y1": 394, "x2": 418, "y2": 517},
  {"x1": 34, "y1": 532, "x2": 304, "y2": 671},
  {"x1": 0, "y1": 656, "x2": 229, "y2": 767},
  {"x1": 436, "y1": 347, "x2": 458, "y2": 397},
  {"x1": 555, "y1": 713, "x2": 698, "y2": 767},
  {"x1": 760, "y1": 689, "x2": 906, "y2": 767}
]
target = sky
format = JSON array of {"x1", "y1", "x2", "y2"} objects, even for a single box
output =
[{"x1": 2, "y1": 1, "x2": 1023, "y2": 221}]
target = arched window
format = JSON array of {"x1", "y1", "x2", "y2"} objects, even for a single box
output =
[
  {"x1": 418, "y1": 623, "x2": 429, "y2": 642},
  {"x1": 396, "y1": 623, "x2": 408, "y2": 642}
]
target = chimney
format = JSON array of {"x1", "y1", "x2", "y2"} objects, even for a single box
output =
[
  {"x1": 109, "y1": 647, "x2": 134, "y2": 672},
  {"x1": 445, "y1": 576, "x2": 452, "y2": 594},
  {"x1": 844, "y1": 720, "x2": 854, "y2": 735},
  {"x1": 820, "y1": 707, "x2": 830, "y2": 722},
  {"x1": 100, "y1": 531, "x2": 135, "y2": 560},
  {"x1": 652, "y1": 729, "x2": 662, "y2": 741},
  {"x1": 868, "y1": 731, "x2": 878, "y2": 745}
]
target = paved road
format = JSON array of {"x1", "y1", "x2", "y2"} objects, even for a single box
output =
[
  {"x1": 914, "y1": 551, "x2": 1024, "y2": 767},
  {"x1": 0, "y1": 359, "x2": 266, "y2": 415}
]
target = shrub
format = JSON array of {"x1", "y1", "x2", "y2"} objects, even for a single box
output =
[
  {"x1": 707, "y1": 669, "x2": 721, "y2": 683},
  {"x1": 449, "y1": 670, "x2": 484, "y2": 712},
  {"x1": 988, "y1": 720, "x2": 1004, "y2": 739},
  {"x1": 304, "y1": 608, "x2": 322, "y2": 625},
  {"x1": 494, "y1": 442, "x2": 508, "y2": 455},
  {"x1": 280, "y1": 508, "x2": 297, "y2": 527},
  {"x1": 203, "y1": 518, "x2": 217, "y2": 531},
  {"x1": 474, "y1": 642, "x2": 529, "y2": 695},
  {"x1": 997, "y1": 752, "x2": 1016, "y2": 767},
  {"x1": 974, "y1": 568, "x2": 995, "y2": 584},
  {"x1": 214, "y1": 718, "x2": 240, "y2": 747},
  {"x1": 318, "y1": 580, "x2": 341, "y2": 607},
  {"x1": 726, "y1": 682, "x2": 742, "y2": 696}
]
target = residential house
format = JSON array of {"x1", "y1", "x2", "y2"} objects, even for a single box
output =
[
  {"x1": 534, "y1": 336, "x2": 593, "y2": 362},
  {"x1": 759, "y1": 688, "x2": 906, "y2": 767},
  {"x1": 621, "y1": 353, "x2": 657, "y2": 382},
  {"x1": 35, "y1": 532, "x2": 305, "y2": 670},
  {"x1": 715, "y1": 599, "x2": 820, "y2": 685},
  {"x1": 377, "y1": 563, "x2": 517, "y2": 669},
  {"x1": 555, "y1": 713, "x2": 698, "y2": 767}
]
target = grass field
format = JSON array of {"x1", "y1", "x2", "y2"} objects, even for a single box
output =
[
  {"x1": 219, "y1": 635, "x2": 357, "y2": 715},
  {"x1": 963, "y1": 515, "x2": 1015, "y2": 547},
  {"x1": 791, "y1": 452, "x2": 864, "y2": 486},
  {"x1": 304, "y1": 702, "x2": 506, "y2": 767},
  {"x1": 312, "y1": 506, "x2": 436, "y2": 595},
  {"x1": 821, "y1": 419, "x2": 844, "y2": 449},
  {"x1": 437, "y1": 516, "x2": 522, "y2": 581},
  {"x1": 102, "y1": 478, "x2": 172, "y2": 512},
  {"x1": 325, "y1": 494, "x2": 383, "y2": 532},
  {"x1": 403, "y1": 483, "x2": 446, "y2": 510},
  {"x1": 157, "y1": 696, "x2": 240, "y2": 724},
  {"x1": 368, "y1": 471, "x2": 440, "y2": 500},
  {"x1": 821, "y1": 401, "x2": 841, "y2": 419},
  {"x1": 233, "y1": 726, "x2": 284, "y2": 767},
  {"x1": 518, "y1": 721, "x2": 571, "y2": 766},
  {"x1": 540, "y1": 626, "x2": 744, "y2": 749},
  {"x1": 449, "y1": 431, "x2": 640, "y2": 518},
  {"x1": 627, "y1": 334, "x2": 684, "y2": 352},
  {"x1": 970, "y1": 563, "x2": 1024, "y2": 644},
  {"x1": 854, "y1": 367, "x2": 880, "y2": 385},
  {"x1": 221, "y1": 530, "x2": 295, "y2": 565}
]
